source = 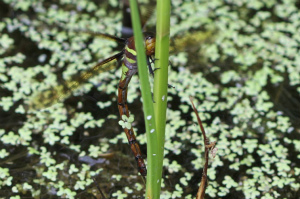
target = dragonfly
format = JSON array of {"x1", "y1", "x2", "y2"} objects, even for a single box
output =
[
  {"x1": 114, "y1": 32, "x2": 155, "y2": 176},
  {"x1": 29, "y1": 31, "x2": 156, "y2": 176}
]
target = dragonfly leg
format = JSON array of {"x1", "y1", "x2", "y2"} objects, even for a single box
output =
[
  {"x1": 148, "y1": 57, "x2": 172, "y2": 76},
  {"x1": 147, "y1": 56, "x2": 161, "y2": 77},
  {"x1": 147, "y1": 57, "x2": 155, "y2": 77}
]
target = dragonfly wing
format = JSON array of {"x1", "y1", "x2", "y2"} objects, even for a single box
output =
[
  {"x1": 80, "y1": 31, "x2": 126, "y2": 44},
  {"x1": 28, "y1": 51, "x2": 124, "y2": 110}
]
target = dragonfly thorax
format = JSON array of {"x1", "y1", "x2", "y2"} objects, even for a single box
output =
[{"x1": 124, "y1": 32, "x2": 155, "y2": 68}]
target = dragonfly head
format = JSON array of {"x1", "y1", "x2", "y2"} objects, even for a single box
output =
[{"x1": 144, "y1": 32, "x2": 155, "y2": 56}]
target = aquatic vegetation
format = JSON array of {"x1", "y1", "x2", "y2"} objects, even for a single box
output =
[{"x1": 0, "y1": 0, "x2": 299, "y2": 198}]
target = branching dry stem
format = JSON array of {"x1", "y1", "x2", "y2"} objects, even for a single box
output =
[{"x1": 189, "y1": 96, "x2": 218, "y2": 199}]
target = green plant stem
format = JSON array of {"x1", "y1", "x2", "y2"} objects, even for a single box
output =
[
  {"x1": 129, "y1": 0, "x2": 170, "y2": 198},
  {"x1": 147, "y1": 0, "x2": 171, "y2": 198},
  {"x1": 128, "y1": 0, "x2": 158, "y2": 196}
]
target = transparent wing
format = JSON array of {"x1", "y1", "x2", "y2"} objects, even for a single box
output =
[{"x1": 28, "y1": 51, "x2": 123, "y2": 110}]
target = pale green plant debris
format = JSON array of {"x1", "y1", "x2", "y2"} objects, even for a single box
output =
[
  {"x1": 70, "y1": 112, "x2": 94, "y2": 127},
  {"x1": 223, "y1": 175, "x2": 238, "y2": 189},
  {"x1": 118, "y1": 114, "x2": 134, "y2": 129},
  {"x1": 22, "y1": 182, "x2": 32, "y2": 190},
  {"x1": 109, "y1": 134, "x2": 122, "y2": 144},
  {"x1": 74, "y1": 179, "x2": 92, "y2": 190},
  {"x1": 10, "y1": 196, "x2": 21, "y2": 199},
  {"x1": 206, "y1": 183, "x2": 218, "y2": 197},
  {"x1": 124, "y1": 186, "x2": 133, "y2": 194},
  {"x1": 230, "y1": 140, "x2": 243, "y2": 155},
  {"x1": 84, "y1": 118, "x2": 105, "y2": 128},
  {"x1": 77, "y1": 164, "x2": 90, "y2": 179},
  {"x1": 207, "y1": 167, "x2": 217, "y2": 180},
  {"x1": 172, "y1": 184, "x2": 183, "y2": 198},
  {"x1": 134, "y1": 182, "x2": 143, "y2": 191},
  {"x1": 0, "y1": 97, "x2": 14, "y2": 111},
  {"x1": 40, "y1": 147, "x2": 56, "y2": 167},
  {"x1": 112, "y1": 190, "x2": 127, "y2": 199},
  {"x1": 97, "y1": 101, "x2": 112, "y2": 109},
  {"x1": 44, "y1": 128, "x2": 60, "y2": 145},
  {"x1": 112, "y1": 174, "x2": 122, "y2": 181},
  {"x1": 218, "y1": 186, "x2": 230, "y2": 197},
  {"x1": 88, "y1": 145, "x2": 102, "y2": 158},
  {"x1": 55, "y1": 162, "x2": 65, "y2": 171},
  {"x1": 226, "y1": 153, "x2": 236, "y2": 162},
  {"x1": 42, "y1": 166, "x2": 58, "y2": 181},
  {"x1": 57, "y1": 187, "x2": 76, "y2": 199},
  {"x1": 90, "y1": 168, "x2": 103, "y2": 176},
  {"x1": 0, "y1": 149, "x2": 9, "y2": 159},
  {"x1": 293, "y1": 140, "x2": 300, "y2": 152},
  {"x1": 0, "y1": 34, "x2": 14, "y2": 49},
  {"x1": 291, "y1": 182, "x2": 300, "y2": 190},
  {"x1": 0, "y1": 167, "x2": 10, "y2": 183},
  {"x1": 243, "y1": 139, "x2": 257, "y2": 153},
  {"x1": 160, "y1": 190, "x2": 172, "y2": 198},
  {"x1": 1, "y1": 131, "x2": 20, "y2": 145},
  {"x1": 98, "y1": 142, "x2": 109, "y2": 153},
  {"x1": 229, "y1": 162, "x2": 240, "y2": 171},
  {"x1": 167, "y1": 160, "x2": 181, "y2": 174},
  {"x1": 179, "y1": 177, "x2": 188, "y2": 186},
  {"x1": 60, "y1": 126, "x2": 75, "y2": 136},
  {"x1": 221, "y1": 70, "x2": 241, "y2": 84},
  {"x1": 69, "y1": 164, "x2": 79, "y2": 174}
]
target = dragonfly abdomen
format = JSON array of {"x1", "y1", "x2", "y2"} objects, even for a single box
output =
[{"x1": 118, "y1": 69, "x2": 147, "y2": 176}]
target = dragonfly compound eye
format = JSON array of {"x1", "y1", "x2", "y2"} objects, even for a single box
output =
[{"x1": 145, "y1": 36, "x2": 155, "y2": 56}]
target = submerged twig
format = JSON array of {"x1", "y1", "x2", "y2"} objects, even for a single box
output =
[
  {"x1": 92, "y1": 177, "x2": 106, "y2": 199},
  {"x1": 189, "y1": 96, "x2": 217, "y2": 199}
]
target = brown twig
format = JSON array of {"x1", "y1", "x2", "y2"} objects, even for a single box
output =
[{"x1": 189, "y1": 96, "x2": 217, "y2": 199}]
